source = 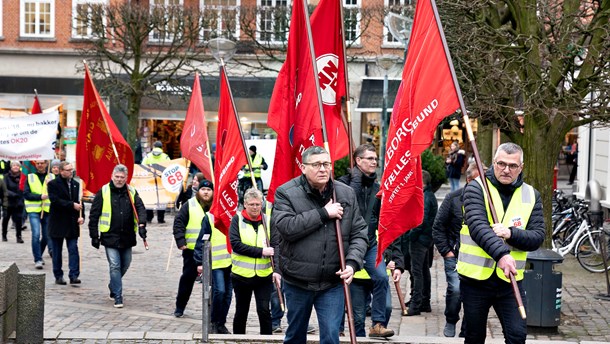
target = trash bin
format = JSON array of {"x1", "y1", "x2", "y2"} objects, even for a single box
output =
[{"x1": 523, "y1": 248, "x2": 564, "y2": 328}]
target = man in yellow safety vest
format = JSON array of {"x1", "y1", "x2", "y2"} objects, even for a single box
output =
[{"x1": 24, "y1": 160, "x2": 53, "y2": 269}]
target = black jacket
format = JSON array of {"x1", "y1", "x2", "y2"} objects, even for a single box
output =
[
  {"x1": 461, "y1": 168, "x2": 545, "y2": 285},
  {"x1": 173, "y1": 197, "x2": 211, "y2": 249},
  {"x1": 88, "y1": 182, "x2": 147, "y2": 248},
  {"x1": 408, "y1": 185, "x2": 438, "y2": 247},
  {"x1": 4, "y1": 171, "x2": 24, "y2": 208},
  {"x1": 432, "y1": 187, "x2": 465, "y2": 257},
  {"x1": 446, "y1": 150, "x2": 465, "y2": 179},
  {"x1": 272, "y1": 175, "x2": 368, "y2": 291},
  {"x1": 0, "y1": 178, "x2": 7, "y2": 208},
  {"x1": 47, "y1": 176, "x2": 82, "y2": 239},
  {"x1": 337, "y1": 168, "x2": 380, "y2": 245}
]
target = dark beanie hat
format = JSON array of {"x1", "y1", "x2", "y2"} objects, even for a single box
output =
[
  {"x1": 153, "y1": 141, "x2": 163, "y2": 148},
  {"x1": 249, "y1": 145, "x2": 257, "y2": 154},
  {"x1": 198, "y1": 179, "x2": 214, "y2": 191}
]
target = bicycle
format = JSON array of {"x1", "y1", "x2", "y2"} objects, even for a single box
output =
[{"x1": 575, "y1": 228, "x2": 610, "y2": 273}]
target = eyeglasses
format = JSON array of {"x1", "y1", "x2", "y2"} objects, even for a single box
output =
[
  {"x1": 495, "y1": 161, "x2": 521, "y2": 171},
  {"x1": 303, "y1": 162, "x2": 332, "y2": 170},
  {"x1": 358, "y1": 156, "x2": 378, "y2": 163}
]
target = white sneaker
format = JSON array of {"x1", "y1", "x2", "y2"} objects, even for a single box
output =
[{"x1": 35, "y1": 261, "x2": 43, "y2": 269}]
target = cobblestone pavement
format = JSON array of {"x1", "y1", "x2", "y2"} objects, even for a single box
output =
[{"x1": 2, "y1": 179, "x2": 609, "y2": 343}]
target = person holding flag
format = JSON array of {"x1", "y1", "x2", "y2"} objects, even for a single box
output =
[
  {"x1": 88, "y1": 164, "x2": 147, "y2": 309},
  {"x1": 272, "y1": 146, "x2": 368, "y2": 344}
]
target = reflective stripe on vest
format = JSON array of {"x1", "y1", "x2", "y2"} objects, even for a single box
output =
[
  {"x1": 25, "y1": 174, "x2": 51, "y2": 213},
  {"x1": 210, "y1": 213, "x2": 231, "y2": 269},
  {"x1": 99, "y1": 184, "x2": 138, "y2": 233},
  {"x1": 231, "y1": 213, "x2": 272, "y2": 278},
  {"x1": 457, "y1": 177, "x2": 534, "y2": 282},
  {"x1": 243, "y1": 154, "x2": 263, "y2": 178},
  {"x1": 185, "y1": 197, "x2": 206, "y2": 250}
]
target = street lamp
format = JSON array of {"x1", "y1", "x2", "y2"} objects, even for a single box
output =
[
  {"x1": 208, "y1": 37, "x2": 237, "y2": 64},
  {"x1": 376, "y1": 54, "x2": 398, "y2": 172}
]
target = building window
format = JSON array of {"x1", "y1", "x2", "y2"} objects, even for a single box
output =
[
  {"x1": 201, "y1": 0, "x2": 240, "y2": 41},
  {"x1": 72, "y1": 0, "x2": 107, "y2": 39},
  {"x1": 20, "y1": 0, "x2": 55, "y2": 38},
  {"x1": 0, "y1": 1, "x2": 3, "y2": 37},
  {"x1": 257, "y1": 0, "x2": 290, "y2": 43},
  {"x1": 150, "y1": 0, "x2": 184, "y2": 43},
  {"x1": 384, "y1": 0, "x2": 414, "y2": 46},
  {"x1": 344, "y1": 0, "x2": 360, "y2": 45}
]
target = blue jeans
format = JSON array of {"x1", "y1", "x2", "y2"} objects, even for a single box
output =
[
  {"x1": 461, "y1": 280, "x2": 527, "y2": 344},
  {"x1": 362, "y1": 244, "x2": 389, "y2": 325},
  {"x1": 105, "y1": 247, "x2": 132, "y2": 302},
  {"x1": 211, "y1": 267, "x2": 232, "y2": 325},
  {"x1": 342, "y1": 279, "x2": 392, "y2": 336},
  {"x1": 449, "y1": 178, "x2": 460, "y2": 192},
  {"x1": 50, "y1": 237, "x2": 79, "y2": 280},
  {"x1": 443, "y1": 257, "x2": 461, "y2": 324},
  {"x1": 28, "y1": 212, "x2": 50, "y2": 262},
  {"x1": 284, "y1": 282, "x2": 344, "y2": 344}
]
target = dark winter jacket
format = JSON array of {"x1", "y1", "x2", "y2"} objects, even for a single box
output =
[
  {"x1": 272, "y1": 175, "x2": 368, "y2": 291},
  {"x1": 446, "y1": 150, "x2": 465, "y2": 179},
  {"x1": 461, "y1": 168, "x2": 545, "y2": 285},
  {"x1": 4, "y1": 171, "x2": 25, "y2": 208},
  {"x1": 0, "y1": 178, "x2": 8, "y2": 208},
  {"x1": 337, "y1": 167, "x2": 380, "y2": 245},
  {"x1": 408, "y1": 185, "x2": 438, "y2": 247},
  {"x1": 47, "y1": 176, "x2": 82, "y2": 239},
  {"x1": 432, "y1": 187, "x2": 465, "y2": 257},
  {"x1": 173, "y1": 197, "x2": 211, "y2": 249},
  {"x1": 88, "y1": 181, "x2": 147, "y2": 248}
]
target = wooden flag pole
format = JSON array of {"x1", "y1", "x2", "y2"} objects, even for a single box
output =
[
  {"x1": 429, "y1": 0, "x2": 525, "y2": 319},
  {"x1": 301, "y1": 0, "x2": 357, "y2": 342}
]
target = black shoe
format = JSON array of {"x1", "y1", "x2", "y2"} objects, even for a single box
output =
[
  {"x1": 174, "y1": 308, "x2": 184, "y2": 318},
  {"x1": 108, "y1": 284, "x2": 115, "y2": 300},
  {"x1": 55, "y1": 277, "x2": 67, "y2": 285},
  {"x1": 216, "y1": 324, "x2": 231, "y2": 334},
  {"x1": 2, "y1": 236, "x2": 7, "y2": 242},
  {"x1": 70, "y1": 278, "x2": 81, "y2": 284},
  {"x1": 158, "y1": 220, "x2": 166, "y2": 224},
  {"x1": 421, "y1": 304, "x2": 432, "y2": 312},
  {"x1": 405, "y1": 307, "x2": 420, "y2": 316},
  {"x1": 16, "y1": 238, "x2": 24, "y2": 244}
]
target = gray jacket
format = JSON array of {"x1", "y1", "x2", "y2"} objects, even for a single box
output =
[{"x1": 272, "y1": 175, "x2": 368, "y2": 291}]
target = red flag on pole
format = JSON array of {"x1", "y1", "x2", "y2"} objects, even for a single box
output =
[
  {"x1": 377, "y1": 0, "x2": 460, "y2": 264},
  {"x1": 76, "y1": 66, "x2": 134, "y2": 194},
  {"x1": 181, "y1": 74, "x2": 213, "y2": 181},
  {"x1": 31, "y1": 94, "x2": 42, "y2": 114},
  {"x1": 210, "y1": 67, "x2": 248, "y2": 239},
  {"x1": 266, "y1": 0, "x2": 348, "y2": 202}
]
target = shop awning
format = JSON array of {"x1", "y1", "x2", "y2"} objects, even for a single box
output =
[{"x1": 356, "y1": 78, "x2": 402, "y2": 112}]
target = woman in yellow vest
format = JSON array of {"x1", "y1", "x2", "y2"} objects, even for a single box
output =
[{"x1": 230, "y1": 188, "x2": 277, "y2": 335}]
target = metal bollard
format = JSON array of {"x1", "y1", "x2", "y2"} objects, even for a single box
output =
[
  {"x1": 201, "y1": 235, "x2": 211, "y2": 342},
  {"x1": 16, "y1": 272, "x2": 45, "y2": 344}
]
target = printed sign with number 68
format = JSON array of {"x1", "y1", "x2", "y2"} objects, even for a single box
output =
[{"x1": 161, "y1": 164, "x2": 188, "y2": 193}]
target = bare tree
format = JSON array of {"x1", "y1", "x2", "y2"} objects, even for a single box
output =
[
  {"x1": 76, "y1": 2, "x2": 208, "y2": 148},
  {"x1": 438, "y1": 0, "x2": 610, "y2": 242}
]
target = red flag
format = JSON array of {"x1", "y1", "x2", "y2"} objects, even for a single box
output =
[
  {"x1": 181, "y1": 74, "x2": 213, "y2": 181},
  {"x1": 210, "y1": 67, "x2": 248, "y2": 240},
  {"x1": 377, "y1": 0, "x2": 460, "y2": 264},
  {"x1": 266, "y1": 0, "x2": 348, "y2": 202},
  {"x1": 31, "y1": 94, "x2": 42, "y2": 114},
  {"x1": 76, "y1": 66, "x2": 134, "y2": 194}
]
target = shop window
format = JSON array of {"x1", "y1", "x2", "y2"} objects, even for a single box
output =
[
  {"x1": 257, "y1": 0, "x2": 289, "y2": 43},
  {"x1": 150, "y1": 0, "x2": 183, "y2": 43},
  {"x1": 344, "y1": 0, "x2": 360, "y2": 45},
  {"x1": 20, "y1": 0, "x2": 55, "y2": 38},
  {"x1": 72, "y1": 0, "x2": 107, "y2": 39}
]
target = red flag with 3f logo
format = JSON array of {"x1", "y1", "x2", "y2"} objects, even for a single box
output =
[
  {"x1": 266, "y1": 0, "x2": 348, "y2": 202},
  {"x1": 181, "y1": 74, "x2": 213, "y2": 181}
]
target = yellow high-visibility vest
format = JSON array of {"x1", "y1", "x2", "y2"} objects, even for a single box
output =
[
  {"x1": 99, "y1": 184, "x2": 138, "y2": 233},
  {"x1": 231, "y1": 213, "x2": 272, "y2": 278},
  {"x1": 243, "y1": 154, "x2": 263, "y2": 178},
  {"x1": 25, "y1": 174, "x2": 51, "y2": 213},
  {"x1": 210, "y1": 213, "x2": 231, "y2": 269},
  {"x1": 185, "y1": 197, "x2": 206, "y2": 250},
  {"x1": 457, "y1": 177, "x2": 535, "y2": 282}
]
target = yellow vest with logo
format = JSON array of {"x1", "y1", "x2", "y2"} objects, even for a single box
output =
[
  {"x1": 231, "y1": 213, "x2": 272, "y2": 278},
  {"x1": 99, "y1": 184, "x2": 138, "y2": 233},
  {"x1": 185, "y1": 197, "x2": 206, "y2": 250},
  {"x1": 243, "y1": 154, "x2": 263, "y2": 178},
  {"x1": 210, "y1": 212, "x2": 232, "y2": 269},
  {"x1": 25, "y1": 174, "x2": 51, "y2": 213},
  {"x1": 457, "y1": 177, "x2": 535, "y2": 282}
]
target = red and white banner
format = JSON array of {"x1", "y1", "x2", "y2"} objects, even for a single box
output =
[
  {"x1": 210, "y1": 67, "x2": 248, "y2": 238},
  {"x1": 0, "y1": 111, "x2": 59, "y2": 161},
  {"x1": 377, "y1": 0, "x2": 460, "y2": 264}
]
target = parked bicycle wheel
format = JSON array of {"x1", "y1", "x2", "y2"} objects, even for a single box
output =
[{"x1": 576, "y1": 230, "x2": 610, "y2": 273}]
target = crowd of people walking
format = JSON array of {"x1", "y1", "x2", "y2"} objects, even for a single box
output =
[{"x1": 1, "y1": 141, "x2": 544, "y2": 344}]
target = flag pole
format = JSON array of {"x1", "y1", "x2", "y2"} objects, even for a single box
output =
[
  {"x1": 220, "y1": 61, "x2": 285, "y2": 312},
  {"x1": 301, "y1": 0, "x2": 357, "y2": 341},
  {"x1": 429, "y1": 0, "x2": 525, "y2": 319},
  {"x1": 338, "y1": 0, "x2": 354, "y2": 168}
]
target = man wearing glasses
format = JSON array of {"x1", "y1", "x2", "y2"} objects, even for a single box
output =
[
  {"x1": 458, "y1": 142, "x2": 545, "y2": 344},
  {"x1": 272, "y1": 146, "x2": 368, "y2": 344}
]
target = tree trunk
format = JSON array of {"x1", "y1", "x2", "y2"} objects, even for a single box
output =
[
  {"x1": 126, "y1": 91, "x2": 143, "y2": 153},
  {"x1": 521, "y1": 115, "x2": 565, "y2": 247}
]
